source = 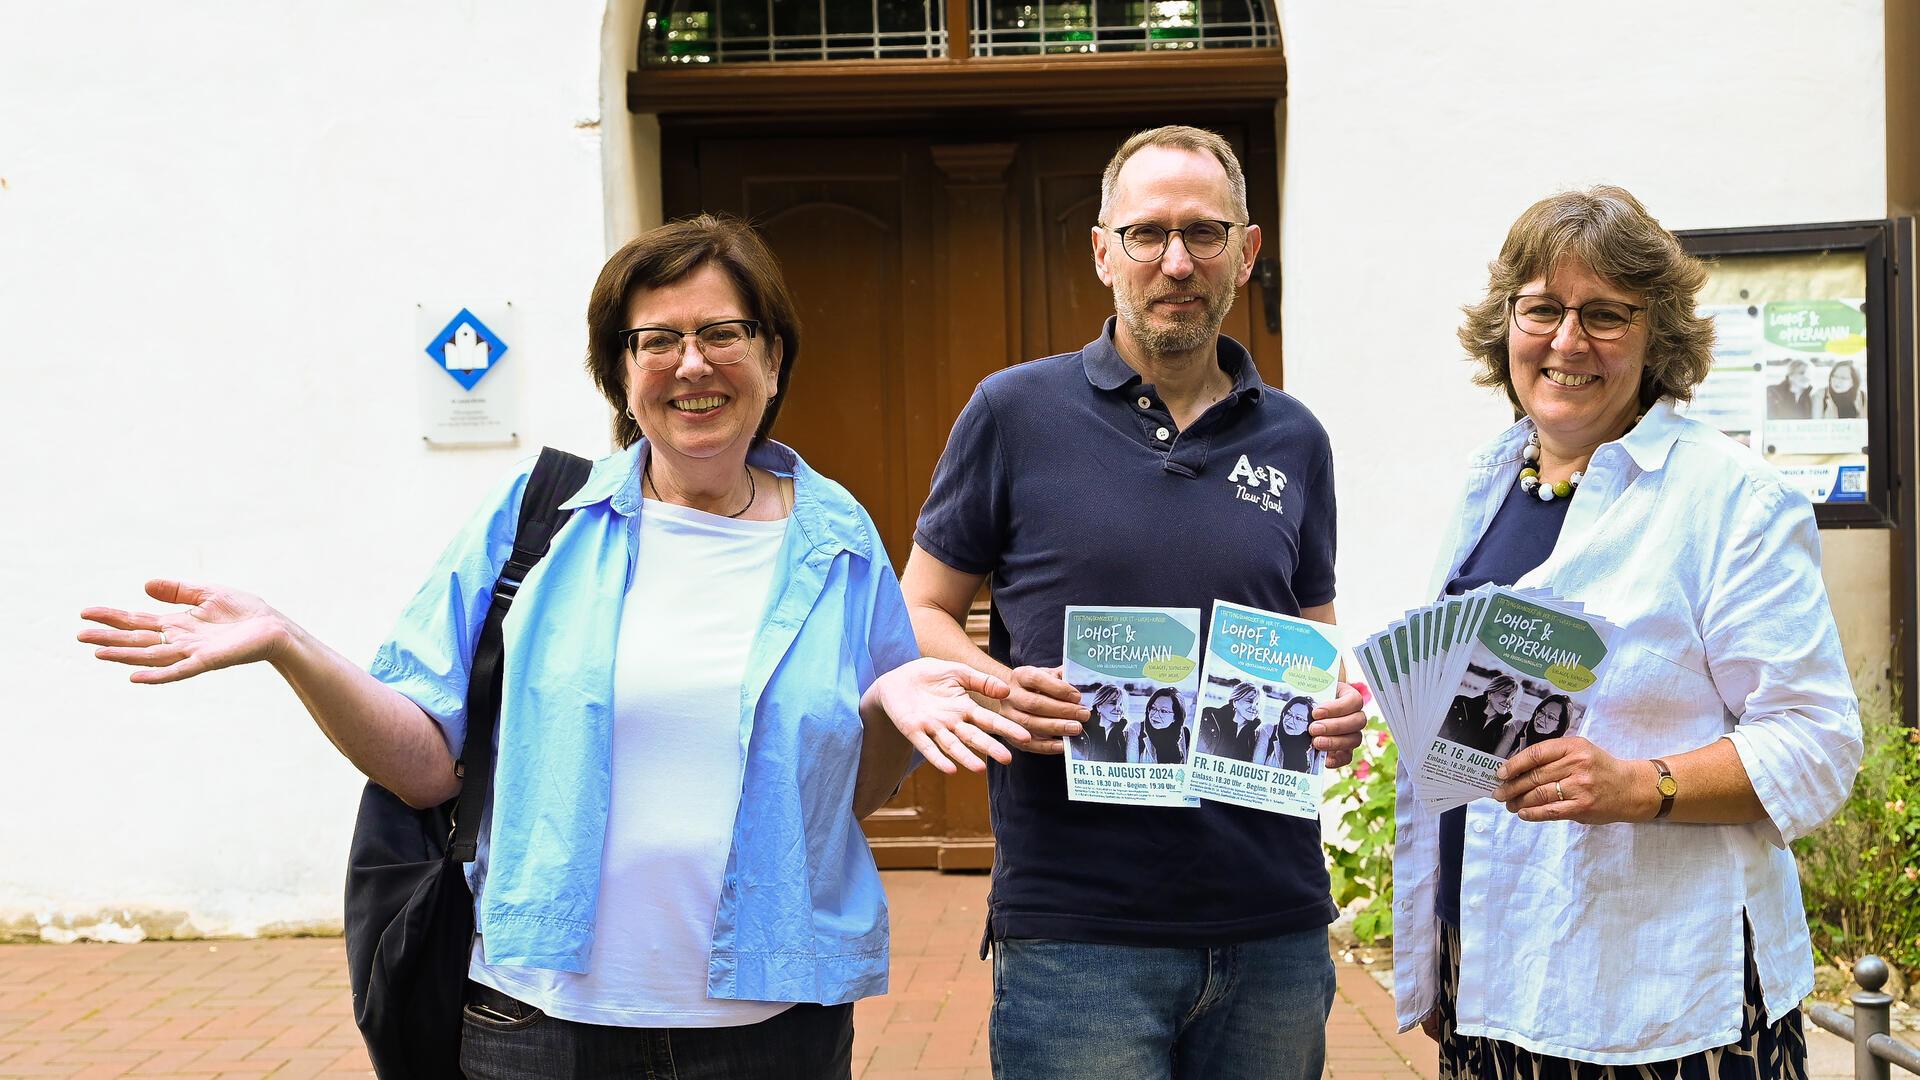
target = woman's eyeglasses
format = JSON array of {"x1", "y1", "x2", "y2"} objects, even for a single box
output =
[
  {"x1": 621, "y1": 319, "x2": 761, "y2": 371},
  {"x1": 1510, "y1": 295, "x2": 1645, "y2": 341}
]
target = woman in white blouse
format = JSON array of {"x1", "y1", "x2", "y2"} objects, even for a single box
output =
[{"x1": 1395, "y1": 186, "x2": 1861, "y2": 1079}]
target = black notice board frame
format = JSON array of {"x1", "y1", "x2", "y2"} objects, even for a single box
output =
[
  {"x1": 1676, "y1": 219, "x2": 1905, "y2": 529},
  {"x1": 1682, "y1": 219, "x2": 1917, "y2": 725}
]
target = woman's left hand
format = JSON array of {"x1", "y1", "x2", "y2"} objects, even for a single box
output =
[
  {"x1": 1493, "y1": 736, "x2": 1658, "y2": 824},
  {"x1": 865, "y1": 658, "x2": 1021, "y2": 775},
  {"x1": 1311, "y1": 682, "x2": 1368, "y2": 768}
]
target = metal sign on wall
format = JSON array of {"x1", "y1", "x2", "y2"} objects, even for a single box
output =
[{"x1": 415, "y1": 302, "x2": 518, "y2": 446}]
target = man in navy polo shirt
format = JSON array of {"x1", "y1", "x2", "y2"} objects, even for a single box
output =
[{"x1": 900, "y1": 126, "x2": 1367, "y2": 1079}]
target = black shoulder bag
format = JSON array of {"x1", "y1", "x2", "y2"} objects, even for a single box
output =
[{"x1": 344, "y1": 447, "x2": 593, "y2": 1079}]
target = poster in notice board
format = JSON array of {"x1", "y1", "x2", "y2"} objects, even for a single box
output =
[{"x1": 1678, "y1": 220, "x2": 1904, "y2": 528}]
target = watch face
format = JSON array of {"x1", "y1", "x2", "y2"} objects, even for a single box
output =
[{"x1": 1658, "y1": 775, "x2": 1678, "y2": 797}]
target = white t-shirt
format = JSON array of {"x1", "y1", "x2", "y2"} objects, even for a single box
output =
[{"x1": 473, "y1": 498, "x2": 793, "y2": 1027}]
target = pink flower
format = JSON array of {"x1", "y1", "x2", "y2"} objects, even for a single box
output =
[
  {"x1": 1376, "y1": 730, "x2": 1391, "y2": 748},
  {"x1": 1352, "y1": 681, "x2": 1373, "y2": 707},
  {"x1": 1355, "y1": 760, "x2": 1373, "y2": 781},
  {"x1": 1905, "y1": 867, "x2": 1918, "y2": 883}
]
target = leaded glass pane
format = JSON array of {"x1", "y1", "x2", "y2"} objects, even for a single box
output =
[
  {"x1": 971, "y1": 0, "x2": 1275, "y2": 56},
  {"x1": 640, "y1": 1, "x2": 947, "y2": 65}
]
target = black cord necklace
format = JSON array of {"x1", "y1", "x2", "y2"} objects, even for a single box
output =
[{"x1": 646, "y1": 459, "x2": 755, "y2": 518}]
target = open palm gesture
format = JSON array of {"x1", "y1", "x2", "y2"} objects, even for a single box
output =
[
  {"x1": 866, "y1": 657, "x2": 1020, "y2": 774},
  {"x1": 78, "y1": 579, "x2": 289, "y2": 684}
]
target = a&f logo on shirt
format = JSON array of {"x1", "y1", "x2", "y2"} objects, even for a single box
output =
[{"x1": 1227, "y1": 454, "x2": 1289, "y2": 514}]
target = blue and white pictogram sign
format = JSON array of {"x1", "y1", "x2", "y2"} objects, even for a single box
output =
[
  {"x1": 414, "y1": 301, "x2": 519, "y2": 447},
  {"x1": 424, "y1": 308, "x2": 509, "y2": 391}
]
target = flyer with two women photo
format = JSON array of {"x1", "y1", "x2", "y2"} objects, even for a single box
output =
[
  {"x1": 1356, "y1": 587, "x2": 1619, "y2": 811},
  {"x1": 1061, "y1": 606, "x2": 1203, "y2": 807},
  {"x1": 1180, "y1": 601, "x2": 1343, "y2": 820}
]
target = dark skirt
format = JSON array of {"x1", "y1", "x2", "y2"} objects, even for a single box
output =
[{"x1": 1435, "y1": 921, "x2": 1807, "y2": 1080}]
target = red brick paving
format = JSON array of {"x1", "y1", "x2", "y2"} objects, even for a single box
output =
[{"x1": 0, "y1": 871, "x2": 1431, "y2": 1078}]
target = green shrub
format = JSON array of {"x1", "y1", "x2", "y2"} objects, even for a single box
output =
[
  {"x1": 1324, "y1": 719, "x2": 1398, "y2": 946},
  {"x1": 1792, "y1": 684, "x2": 1920, "y2": 975}
]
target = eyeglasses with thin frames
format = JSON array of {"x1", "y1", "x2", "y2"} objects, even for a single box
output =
[
  {"x1": 1102, "y1": 220, "x2": 1245, "y2": 262},
  {"x1": 1509, "y1": 295, "x2": 1645, "y2": 341},
  {"x1": 621, "y1": 319, "x2": 762, "y2": 371}
]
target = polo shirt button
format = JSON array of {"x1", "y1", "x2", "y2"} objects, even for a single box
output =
[
  {"x1": 1154, "y1": 426, "x2": 1171, "y2": 441},
  {"x1": 1473, "y1": 820, "x2": 1487, "y2": 834},
  {"x1": 1137, "y1": 395, "x2": 1153, "y2": 410}
]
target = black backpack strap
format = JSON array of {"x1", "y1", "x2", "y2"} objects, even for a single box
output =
[{"x1": 448, "y1": 447, "x2": 595, "y2": 862}]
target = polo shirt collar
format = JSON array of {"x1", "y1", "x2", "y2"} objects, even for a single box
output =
[{"x1": 1079, "y1": 316, "x2": 1262, "y2": 402}]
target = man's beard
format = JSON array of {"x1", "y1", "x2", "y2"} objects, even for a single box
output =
[{"x1": 1114, "y1": 275, "x2": 1239, "y2": 356}]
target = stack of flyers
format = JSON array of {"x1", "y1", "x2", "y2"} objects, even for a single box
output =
[
  {"x1": 1062, "y1": 606, "x2": 1203, "y2": 807},
  {"x1": 1181, "y1": 600, "x2": 1343, "y2": 819},
  {"x1": 1354, "y1": 587, "x2": 1620, "y2": 812}
]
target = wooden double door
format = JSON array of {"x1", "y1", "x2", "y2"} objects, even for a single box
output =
[{"x1": 664, "y1": 115, "x2": 1282, "y2": 868}]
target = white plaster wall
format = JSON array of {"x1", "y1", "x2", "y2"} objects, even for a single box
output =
[
  {"x1": 1274, "y1": 0, "x2": 1890, "y2": 668},
  {"x1": 1, "y1": 2, "x2": 618, "y2": 936}
]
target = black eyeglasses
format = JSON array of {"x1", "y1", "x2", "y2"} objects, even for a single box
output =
[
  {"x1": 1510, "y1": 295, "x2": 1645, "y2": 341},
  {"x1": 621, "y1": 319, "x2": 761, "y2": 371},
  {"x1": 1103, "y1": 220, "x2": 1244, "y2": 262}
]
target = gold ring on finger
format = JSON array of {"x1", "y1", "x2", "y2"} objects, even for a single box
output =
[{"x1": 1554, "y1": 781, "x2": 1567, "y2": 802}]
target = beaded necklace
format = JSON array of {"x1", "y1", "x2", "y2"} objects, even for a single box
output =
[{"x1": 1516, "y1": 428, "x2": 1582, "y2": 503}]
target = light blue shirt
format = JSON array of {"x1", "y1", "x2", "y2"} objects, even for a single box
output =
[
  {"x1": 370, "y1": 439, "x2": 919, "y2": 1004},
  {"x1": 1392, "y1": 401, "x2": 1862, "y2": 1063}
]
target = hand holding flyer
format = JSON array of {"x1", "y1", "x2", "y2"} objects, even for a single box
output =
[
  {"x1": 1061, "y1": 606, "x2": 1203, "y2": 807},
  {"x1": 1355, "y1": 587, "x2": 1619, "y2": 812}
]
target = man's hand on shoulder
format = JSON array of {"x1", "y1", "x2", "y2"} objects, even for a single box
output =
[
  {"x1": 992, "y1": 665, "x2": 1089, "y2": 756},
  {"x1": 1311, "y1": 681, "x2": 1368, "y2": 769}
]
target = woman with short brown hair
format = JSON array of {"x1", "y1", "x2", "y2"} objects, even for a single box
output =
[{"x1": 81, "y1": 214, "x2": 1019, "y2": 1078}]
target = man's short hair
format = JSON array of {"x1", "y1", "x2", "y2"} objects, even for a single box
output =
[{"x1": 1099, "y1": 125, "x2": 1250, "y2": 224}]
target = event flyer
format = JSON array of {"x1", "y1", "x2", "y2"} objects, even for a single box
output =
[
  {"x1": 1359, "y1": 588, "x2": 1619, "y2": 812},
  {"x1": 1061, "y1": 606, "x2": 1202, "y2": 807},
  {"x1": 1181, "y1": 601, "x2": 1342, "y2": 819}
]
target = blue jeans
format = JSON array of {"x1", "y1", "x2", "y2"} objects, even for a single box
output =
[
  {"x1": 458, "y1": 981, "x2": 853, "y2": 1079},
  {"x1": 989, "y1": 928, "x2": 1336, "y2": 1080}
]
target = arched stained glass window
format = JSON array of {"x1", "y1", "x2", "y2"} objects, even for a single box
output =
[
  {"x1": 641, "y1": 2, "x2": 948, "y2": 65},
  {"x1": 637, "y1": 1, "x2": 1276, "y2": 65},
  {"x1": 970, "y1": 1, "x2": 1275, "y2": 55}
]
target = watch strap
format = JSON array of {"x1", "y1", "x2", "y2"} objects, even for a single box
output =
[{"x1": 1651, "y1": 757, "x2": 1676, "y2": 820}]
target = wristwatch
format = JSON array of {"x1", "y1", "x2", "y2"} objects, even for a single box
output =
[{"x1": 1650, "y1": 758, "x2": 1677, "y2": 820}]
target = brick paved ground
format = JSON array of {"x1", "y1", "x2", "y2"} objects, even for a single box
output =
[
  {"x1": 0, "y1": 936, "x2": 367, "y2": 1079},
  {"x1": 0, "y1": 868, "x2": 1443, "y2": 1078},
  {"x1": 864, "y1": 871, "x2": 1434, "y2": 1079}
]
